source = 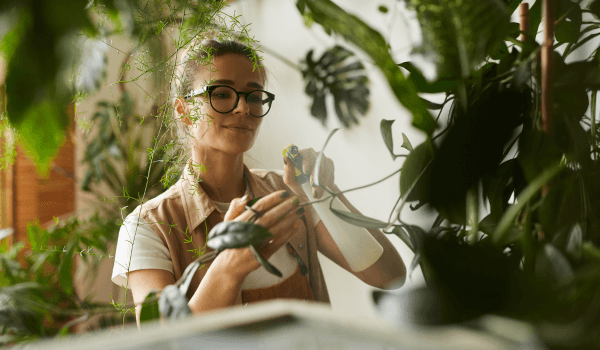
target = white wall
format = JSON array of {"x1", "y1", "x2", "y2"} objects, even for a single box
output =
[{"x1": 224, "y1": 0, "x2": 435, "y2": 319}]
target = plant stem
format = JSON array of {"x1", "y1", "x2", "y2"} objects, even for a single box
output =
[{"x1": 466, "y1": 184, "x2": 479, "y2": 245}]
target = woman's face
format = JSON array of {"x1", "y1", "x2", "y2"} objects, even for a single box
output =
[{"x1": 180, "y1": 53, "x2": 266, "y2": 156}]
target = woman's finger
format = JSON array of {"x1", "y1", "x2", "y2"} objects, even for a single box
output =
[
  {"x1": 282, "y1": 156, "x2": 308, "y2": 200},
  {"x1": 234, "y1": 190, "x2": 294, "y2": 223},
  {"x1": 258, "y1": 208, "x2": 305, "y2": 259},
  {"x1": 253, "y1": 195, "x2": 300, "y2": 229},
  {"x1": 224, "y1": 194, "x2": 251, "y2": 221}
]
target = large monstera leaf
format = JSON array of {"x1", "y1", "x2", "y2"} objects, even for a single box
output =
[
  {"x1": 301, "y1": 45, "x2": 369, "y2": 128},
  {"x1": 405, "y1": 0, "x2": 511, "y2": 79}
]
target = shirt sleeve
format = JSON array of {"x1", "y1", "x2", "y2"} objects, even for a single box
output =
[{"x1": 111, "y1": 214, "x2": 174, "y2": 288}]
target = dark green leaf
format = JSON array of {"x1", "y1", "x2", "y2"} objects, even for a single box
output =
[
  {"x1": 518, "y1": 127, "x2": 563, "y2": 183},
  {"x1": 582, "y1": 242, "x2": 600, "y2": 262},
  {"x1": 535, "y1": 244, "x2": 574, "y2": 283},
  {"x1": 380, "y1": 119, "x2": 397, "y2": 160},
  {"x1": 207, "y1": 222, "x2": 273, "y2": 250},
  {"x1": 398, "y1": 62, "x2": 457, "y2": 94},
  {"x1": 420, "y1": 97, "x2": 443, "y2": 110},
  {"x1": 378, "y1": 5, "x2": 388, "y2": 13},
  {"x1": 301, "y1": 45, "x2": 369, "y2": 127},
  {"x1": 304, "y1": 0, "x2": 436, "y2": 134},
  {"x1": 493, "y1": 163, "x2": 563, "y2": 244},
  {"x1": 405, "y1": 0, "x2": 511, "y2": 79},
  {"x1": 409, "y1": 252, "x2": 421, "y2": 279},
  {"x1": 401, "y1": 133, "x2": 413, "y2": 152},
  {"x1": 590, "y1": 0, "x2": 600, "y2": 18},
  {"x1": 140, "y1": 291, "x2": 160, "y2": 323},
  {"x1": 249, "y1": 245, "x2": 282, "y2": 277},
  {"x1": 555, "y1": 0, "x2": 582, "y2": 43},
  {"x1": 539, "y1": 173, "x2": 581, "y2": 238},
  {"x1": 400, "y1": 141, "x2": 433, "y2": 203},
  {"x1": 390, "y1": 226, "x2": 414, "y2": 252},
  {"x1": 58, "y1": 242, "x2": 76, "y2": 295},
  {"x1": 329, "y1": 205, "x2": 389, "y2": 229},
  {"x1": 528, "y1": 0, "x2": 543, "y2": 39},
  {"x1": 566, "y1": 223, "x2": 583, "y2": 261},
  {"x1": 554, "y1": 61, "x2": 600, "y2": 90}
]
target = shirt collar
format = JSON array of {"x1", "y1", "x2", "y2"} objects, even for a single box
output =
[{"x1": 178, "y1": 162, "x2": 265, "y2": 232}]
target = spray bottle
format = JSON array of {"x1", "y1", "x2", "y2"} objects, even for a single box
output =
[{"x1": 284, "y1": 145, "x2": 383, "y2": 272}]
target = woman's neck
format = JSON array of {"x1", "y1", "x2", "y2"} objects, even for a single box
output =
[{"x1": 191, "y1": 147, "x2": 246, "y2": 203}]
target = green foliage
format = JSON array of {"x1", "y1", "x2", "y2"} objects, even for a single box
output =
[
  {"x1": 301, "y1": 45, "x2": 370, "y2": 127},
  {"x1": 0, "y1": 214, "x2": 121, "y2": 344},
  {"x1": 81, "y1": 89, "x2": 173, "y2": 216},
  {"x1": 404, "y1": 0, "x2": 511, "y2": 79},
  {"x1": 300, "y1": 0, "x2": 436, "y2": 134},
  {"x1": 299, "y1": 0, "x2": 600, "y2": 346}
]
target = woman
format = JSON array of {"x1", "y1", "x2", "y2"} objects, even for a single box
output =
[{"x1": 111, "y1": 39, "x2": 406, "y2": 324}]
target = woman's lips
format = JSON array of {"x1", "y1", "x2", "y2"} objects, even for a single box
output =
[{"x1": 224, "y1": 126, "x2": 252, "y2": 132}]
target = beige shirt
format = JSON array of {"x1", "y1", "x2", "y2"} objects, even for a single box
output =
[{"x1": 125, "y1": 164, "x2": 330, "y2": 305}]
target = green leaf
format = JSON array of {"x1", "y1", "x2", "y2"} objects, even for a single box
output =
[
  {"x1": 140, "y1": 291, "x2": 160, "y2": 323},
  {"x1": 378, "y1": 5, "x2": 388, "y2": 13},
  {"x1": 582, "y1": 242, "x2": 600, "y2": 262},
  {"x1": 390, "y1": 225, "x2": 414, "y2": 252},
  {"x1": 398, "y1": 62, "x2": 457, "y2": 94},
  {"x1": 301, "y1": 45, "x2": 370, "y2": 127},
  {"x1": 329, "y1": 206, "x2": 389, "y2": 229},
  {"x1": 380, "y1": 119, "x2": 397, "y2": 160},
  {"x1": 11, "y1": 98, "x2": 67, "y2": 176},
  {"x1": 405, "y1": 0, "x2": 511, "y2": 79},
  {"x1": 249, "y1": 245, "x2": 282, "y2": 277},
  {"x1": 207, "y1": 222, "x2": 273, "y2": 250},
  {"x1": 555, "y1": 0, "x2": 582, "y2": 43},
  {"x1": 566, "y1": 223, "x2": 583, "y2": 261},
  {"x1": 399, "y1": 134, "x2": 413, "y2": 153},
  {"x1": 303, "y1": 0, "x2": 436, "y2": 134},
  {"x1": 528, "y1": 0, "x2": 543, "y2": 39},
  {"x1": 420, "y1": 97, "x2": 444, "y2": 110},
  {"x1": 58, "y1": 242, "x2": 77, "y2": 295},
  {"x1": 590, "y1": 0, "x2": 600, "y2": 18},
  {"x1": 535, "y1": 244, "x2": 574, "y2": 283},
  {"x1": 554, "y1": 61, "x2": 600, "y2": 90},
  {"x1": 400, "y1": 141, "x2": 434, "y2": 203},
  {"x1": 493, "y1": 163, "x2": 563, "y2": 245}
]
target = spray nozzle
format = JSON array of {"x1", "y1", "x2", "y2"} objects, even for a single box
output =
[{"x1": 283, "y1": 144, "x2": 309, "y2": 184}]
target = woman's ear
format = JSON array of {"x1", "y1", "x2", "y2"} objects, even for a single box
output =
[{"x1": 175, "y1": 97, "x2": 193, "y2": 126}]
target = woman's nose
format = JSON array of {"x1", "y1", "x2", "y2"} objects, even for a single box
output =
[{"x1": 233, "y1": 95, "x2": 250, "y2": 115}]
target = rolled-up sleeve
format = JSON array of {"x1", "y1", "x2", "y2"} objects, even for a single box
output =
[{"x1": 111, "y1": 214, "x2": 174, "y2": 288}]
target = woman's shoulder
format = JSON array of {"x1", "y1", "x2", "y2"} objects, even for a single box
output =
[{"x1": 129, "y1": 178, "x2": 188, "y2": 217}]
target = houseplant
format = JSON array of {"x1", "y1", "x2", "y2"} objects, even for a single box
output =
[{"x1": 294, "y1": 0, "x2": 600, "y2": 347}]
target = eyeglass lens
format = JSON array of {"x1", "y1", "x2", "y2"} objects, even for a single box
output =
[{"x1": 210, "y1": 86, "x2": 272, "y2": 117}]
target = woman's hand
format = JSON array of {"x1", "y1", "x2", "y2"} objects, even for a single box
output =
[
  {"x1": 209, "y1": 190, "x2": 305, "y2": 282},
  {"x1": 283, "y1": 148, "x2": 335, "y2": 200}
]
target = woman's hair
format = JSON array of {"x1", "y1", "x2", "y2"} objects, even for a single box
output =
[{"x1": 170, "y1": 38, "x2": 266, "y2": 151}]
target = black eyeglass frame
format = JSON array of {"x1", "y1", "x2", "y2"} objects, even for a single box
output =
[{"x1": 183, "y1": 85, "x2": 275, "y2": 118}]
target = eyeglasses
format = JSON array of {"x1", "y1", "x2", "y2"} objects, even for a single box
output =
[{"x1": 183, "y1": 85, "x2": 275, "y2": 118}]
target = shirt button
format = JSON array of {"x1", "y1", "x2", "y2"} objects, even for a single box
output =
[{"x1": 299, "y1": 243, "x2": 305, "y2": 249}]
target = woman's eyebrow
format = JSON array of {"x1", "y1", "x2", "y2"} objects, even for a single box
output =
[
  {"x1": 212, "y1": 79, "x2": 263, "y2": 89},
  {"x1": 213, "y1": 79, "x2": 235, "y2": 85},
  {"x1": 248, "y1": 82, "x2": 263, "y2": 89}
]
